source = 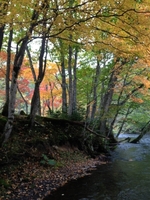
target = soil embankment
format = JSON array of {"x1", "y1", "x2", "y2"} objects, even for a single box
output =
[{"x1": 0, "y1": 115, "x2": 108, "y2": 199}]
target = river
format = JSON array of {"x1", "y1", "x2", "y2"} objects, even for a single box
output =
[{"x1": 44, "y1": 133, "x2": 150, "y2": 200}]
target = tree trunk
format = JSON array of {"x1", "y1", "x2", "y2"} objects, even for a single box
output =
[
  {"x1": 130, "y1": 133, "x2": 145, "y2": 143},
  {"x1": 2, "y1": 37, "x2": 29, "y2": 143},
  {"x1": 130, "y1": 121, "x2": 150, "y2": 143},
  {"x1": 116, "y1": 105, "x2": 133, "y2": 137},
  {"x1": 17, "y1": 85, "x2": 29, "y2": 114},
  {"x1": 98, "y1": 58, "x2": 129, "y2": 137},
  {"x1": 90, "y1": 58, "x2": 101, "y2": 120},
  {"x1": 99, "y1": 69, "x2": 117, "y2": 135},
  {"x1": 0, "y1": 25, "x2": 5, "y2": 51},
  {"x1": 72, "y1": 47, "x2": 78, "y2": 113},
  {"x1": 29, "y1": 36, "x2": 48, "y2": 127},
  {"x1": 26, "y1": 45, "x2": 37, "y2": 81},
  {"x1": 2, "y1": 9, "x2": 39, "y2": 143},
  {"x1": 29, "y1": 82, "x2": 40, "y2": 127},
  {"x1": 2, "y1": 29, "x2": 13, "y2": 116},
  {"x1": 49, "y1": 82, "x2": 56, "y2": 113},
  {"x1": 61, "y1": 60, "x2": 67, "y2": 113},
  {"x1": 0, "y1": 0, "x2": 8, "y2": 50},
  {"x1": 109, "y1": 72, "x2": 130, "y2": 136},
  {"x1": 68, "y1": 44, "x2": 73, "y2": 116},
  {"x1": 59, "y1": 42, "x2": 67, "y2": 113}
]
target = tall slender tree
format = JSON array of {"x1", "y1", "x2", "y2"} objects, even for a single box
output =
[
  {"x1": 2, "y1": 8, "x2": 40, "y2": 143},
  {"x1": 29, "y1": 37, "x2": 48, "y2": 127},
  {"x1": 0, "y1": 0, "x2": 8, "y2": 51},
  {"x1": 2, "y1": 29, "x2": 13, "y2": 116}
]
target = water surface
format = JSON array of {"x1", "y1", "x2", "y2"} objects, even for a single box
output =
[{"x1": 44, "y1": 134, "x2": 150, "y2": 200}]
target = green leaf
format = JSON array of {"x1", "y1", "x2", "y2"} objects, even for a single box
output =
[
  {"x1": 41, "y1": 154, "x2": 56, "y2": 166},
  {"x1": 110, "y1": 17, "x2": 118, "y2": 24},
  {"x1": 135, "y1": 0, "x2": 142, "y2": 3},
  {"x1": 48, "y1": 159, "x2": 56, "y2": 166}
]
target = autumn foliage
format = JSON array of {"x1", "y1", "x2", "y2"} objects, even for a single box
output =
[
  {"x1": 0, "y1": 52, "x2": 62, "y2": 115},
  {"x1": 1, "y1": 0, "x2": 150, "y2": 143}
]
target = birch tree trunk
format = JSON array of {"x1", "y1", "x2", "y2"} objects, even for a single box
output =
[
  {"x1": 2, "y1": 37, "x2": 29, "y2": 143},
  {"x1": 0, "y1": 1, "x2": 8, "y2": 50},
  {"x1": 2, "y1": 9, "x2": 39, "y2": 144},
  {"x1": 2, "y1": 29, "x2": 13, "y2": 116}
]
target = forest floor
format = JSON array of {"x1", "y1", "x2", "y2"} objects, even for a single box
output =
[{"x1": 0, "y1": 114, "x2": 109, "y2": 200}]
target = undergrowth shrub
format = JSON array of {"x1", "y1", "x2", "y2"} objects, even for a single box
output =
[{"x1": 47, "y1": 106, "x2": 85, "y2": 121}]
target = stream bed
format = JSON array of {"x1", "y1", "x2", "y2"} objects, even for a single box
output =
[{"x1": 44, "y1": 133, "x2": 150, "y2": 200}]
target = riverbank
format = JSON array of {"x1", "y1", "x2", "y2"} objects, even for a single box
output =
[
  {"x1": 0, "y1": 146, "x2": 107, "y2": 200},
  {"x1": 0, "y1": 115, "x2": 109, "y2": 199}
]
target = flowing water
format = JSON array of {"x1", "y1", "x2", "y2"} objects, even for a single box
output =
[{"x1": 44, "y1": 133, "x2": 150, "y2": 200}]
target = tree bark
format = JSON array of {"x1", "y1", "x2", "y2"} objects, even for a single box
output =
[
  {"x1": 68, "y1": 44, "x2": 73, "y2": 116},
  {"x1": 90, "y1": 58, "x2": 101, "y2": 120},
  {"x1": 130, "y1": 121, "x2": 150, "y2": 143},
  {"x1": 99, "y1": 69, "x2": 117, "y2": 135},
  {"x1": 30, "y1": 82, "x2": 41, "y2": 127},
  {"x1": 0, "y1": 0, "x2": 8, "y2": 50},
  {"x1": 29, "y1": 37, "x2": 48, "y2": 127},
  {"x1": 2, "y1": 9, "x2": 39, "y2": 143},
  {"x1": 2, "y1": 29, "x2": 13, "y2": 116},
  {"x1": 26, "y1": 46, "x2": 37, "y2": 82},
  {"x1": 116, "y1": 105, "x2": 133, "y2": 137},
  {"x1": 98, "y1": 58, "x2": 128, "y2": 137},
  {"x1": 0, "y1": 25, "x2": 5, "y2": 51},
  {"x1": 3, "y1": 37, "x2": 29, "y2": 143},
  {"x1": 72, "y1": 47, "x2": 78, "y2": 113},
  {"x1": 59, "y1": 40, "x2": 67, "y2": 113}
]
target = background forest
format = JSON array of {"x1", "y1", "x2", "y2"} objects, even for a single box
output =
[{"x1": 1, "y1": 0, "x2": 150, "y2": 144}]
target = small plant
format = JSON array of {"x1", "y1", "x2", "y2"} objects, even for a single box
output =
[
  {"x1": 0, "y1": 178, "x2": 10, "y2": 188},
  {"x1": 40, "y1": 154, "x2": 56, "y2": 166}
]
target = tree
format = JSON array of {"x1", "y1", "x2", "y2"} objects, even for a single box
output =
[
  {"x1": 0, "y1": 0, "x2": 8, "y2": 50},
  {"x1": 1, "y1": 0, "x2": 150, "y2": 144},
  {"x1": 58, "y1": 40, "x2": 68, "y2": 114},
  {"x1": 29, "y1": 36, "x2": 48, "y2": 127},
  {"x1": 2, "y1": 29, "x2": 13, "y2": 116},
  {"x1": 2, "y1": 5, "x2": 40, "y2": 143},
  {"x1": 40, "y1": 62, "x2": 62, "y2": 115}
]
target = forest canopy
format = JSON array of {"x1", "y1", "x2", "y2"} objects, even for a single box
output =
[{"x1": 1, "y1": 0, "x2": 150, "y2": 143}]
